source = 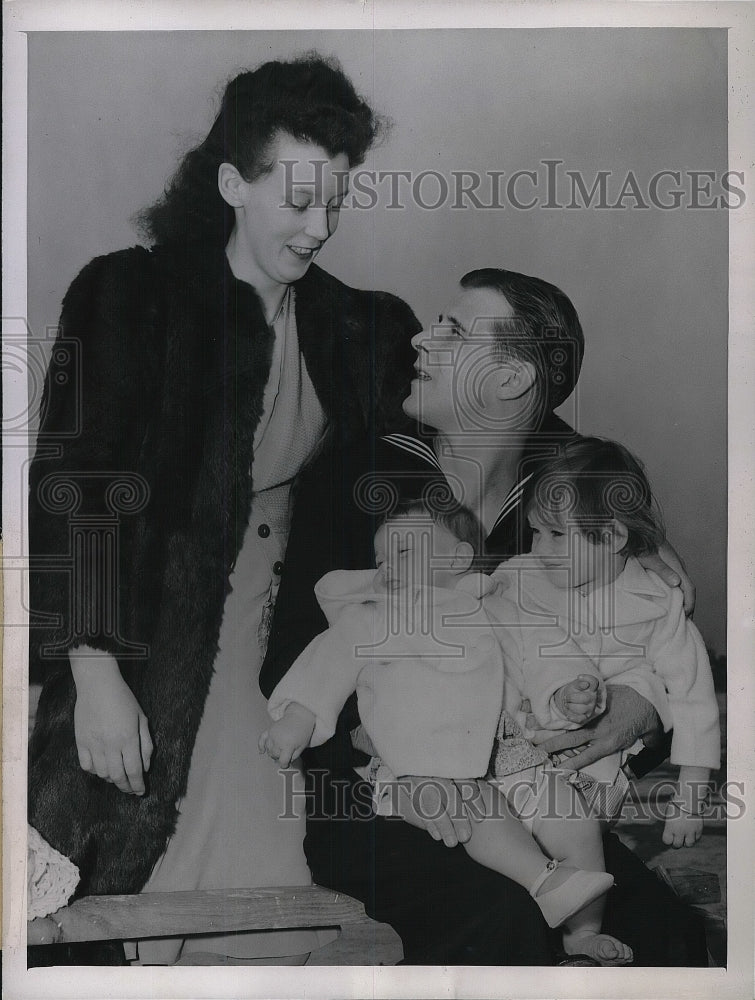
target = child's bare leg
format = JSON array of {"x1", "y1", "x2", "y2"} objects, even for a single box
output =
[
  {"x1": 530, "y1": 772, "x2": 633, "y2": 966},
  {"x1": 399, "y1": 775, "x2": 621, "y2": 940},
  {"x1": 461, "y1": 779, "x2": 564, "y2": 889},
  {"x1": 462, "y1": 781, "x2": 609, "y2": 913}
]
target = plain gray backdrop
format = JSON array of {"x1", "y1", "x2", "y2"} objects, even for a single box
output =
[{"x1": 27, "y1": 28, "x2": 728, "y2": 653}]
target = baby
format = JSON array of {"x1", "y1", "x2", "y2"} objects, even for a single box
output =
[
  {"x1": 493, "y1": 435, "x2": 720, "y2": 849},
  {"x1": 261, "y1": 498, "x2": 632, "y2": 964}
]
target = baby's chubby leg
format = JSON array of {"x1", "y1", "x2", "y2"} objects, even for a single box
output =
[
  {"x1": 529, "y1": 770, "x2": 632, "y2": 966},
  {"x1": 390, "y1": 773, "x2": 553, "y2": 878},
  {"x1": 393, "y1": 772, "x2": 621, "y2": 947},
  {"x1": 461, "y1": 779, "x2": 566, "y2": 889},
  {"x1": 462, "y1": 778, "x2": 616, "y2": 938}
]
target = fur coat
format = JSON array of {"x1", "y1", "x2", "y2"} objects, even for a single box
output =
[{"x1": 28, "y1": 241, "x2": 419, "y2": 896}]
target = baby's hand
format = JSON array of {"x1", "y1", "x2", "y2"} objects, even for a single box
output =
[
  {"x1": 258, "y1": 704, "x2": 316, "y2": 768},
  {"x1": 663, "y1": 766, "x2": 710, "y2": 847},
  {"x1": 662, "y1": 804, "x2": 704, "y2": 848},
  {"x1": 554, "y1": 674, "x2": 602, "y2": 725}
]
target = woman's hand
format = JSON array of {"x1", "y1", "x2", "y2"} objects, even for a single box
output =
[
  {"x1": 70, "y1": 648, "x2": 152, "y2": 795},
  {"x1": 638, "y1": 542, "x2": 696, "y2": 616},
  {"x1": 533, "y1": 685, "x2": 662, "y2": 771},
  {"x1": 394, "y1": 775, "x2": 481, "y2": 848}
]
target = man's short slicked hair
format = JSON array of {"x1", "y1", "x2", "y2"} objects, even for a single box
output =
[{"x1": 460, "y1": 268, "x2": 584, "y2": 410}]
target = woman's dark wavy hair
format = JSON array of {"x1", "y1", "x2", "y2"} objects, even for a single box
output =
[
  {"x1": 136, "y1": 53, "x2": 385, "y2": 246},
  {"x1": 524, "y1": 436, "x2": 665, "y2": 557}
]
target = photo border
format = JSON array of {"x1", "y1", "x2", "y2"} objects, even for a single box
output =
[{"x1": 3, "y1": 2, "x2": 753, "y2": 998}]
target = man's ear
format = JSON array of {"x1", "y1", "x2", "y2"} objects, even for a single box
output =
[
  {"x1": 495, "y1": 358, "x2": 537, "y2": 400},
  {"x1": 608, "y1": 519, "x2": 629, "y2": 554},
  {"x1": 218, "y1": 162, "x2": 248, "y2": 208},
  {"x1": 452, "y1": 541, "x2": 475, "y2": 573}
]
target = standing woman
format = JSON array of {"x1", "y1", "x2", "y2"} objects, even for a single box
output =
[{"x1": 28, "y1": 55, "x2": 418, "y2": 964}]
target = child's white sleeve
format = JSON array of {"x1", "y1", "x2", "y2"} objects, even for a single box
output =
[
  {"x1": 267, "y1": 605, "x2": 370, "y2": 747},
  {"x1": 525, "y1": 635, "x2": 607, "y2": 730},
  {"x1": 648, "y1": 590, "x2": 720, "y2": 768},
  {"x1": 485, "y1": 592, "x2": 605, "y2": 730}
]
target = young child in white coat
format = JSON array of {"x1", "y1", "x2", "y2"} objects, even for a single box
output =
[
  {"x1": 261, "y1": 499, "x2": 633, "y2": 965},
  {"x1": 492, "y1": 436, "x2": 720, "y2": 850}
]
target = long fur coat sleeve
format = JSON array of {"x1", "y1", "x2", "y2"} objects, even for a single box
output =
[{"x1": 28, "y1": 241, "x2": 419, "y2": 895}]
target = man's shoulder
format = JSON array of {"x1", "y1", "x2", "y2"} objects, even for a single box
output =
[
  {"x1": 312, "y1": 429, "x2": 440, "y2": 477},
  {"x1": 301, "y1": 264, "x2": 418, "y2": 323},
  {"x1": 528, "y1": 411, "x2": 578, "y2": 447}
]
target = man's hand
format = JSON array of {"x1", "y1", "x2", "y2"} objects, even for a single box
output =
[
  {"x1": 258, "y1": 703, "x2": 316, "y2": 768},
  {"x1": 394, "y1": 775, "x2": 481, "y2": 847},
  {"x1": 534, "y1": 685, "x2": 662, "y2": 771},
  {"x1": 638, "y1": 542, "x2": 696, "y2": 617},
  {"x1": 71, "y1": 648, "x2": 152, "y2": 795},
  {"x1": 554, "y1": 674, "x2": 602, "y2": 725}
]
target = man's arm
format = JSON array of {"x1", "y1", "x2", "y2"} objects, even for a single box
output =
[{"x1": 534, "y1": 684, "x2": 663, "y2": 771}]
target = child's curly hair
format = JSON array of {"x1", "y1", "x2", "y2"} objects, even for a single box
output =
[{"x1": 524, "y1": 436, "x2": 666, "y2": 556}]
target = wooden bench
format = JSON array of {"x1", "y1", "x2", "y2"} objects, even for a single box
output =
[{"x1": 27, "y1": 885, "x2": 403, "y2": 965}]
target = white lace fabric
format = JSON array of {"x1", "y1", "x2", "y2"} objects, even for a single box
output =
[{"x1": 27, "y1": 824, "x2": 80, "y2": 919}]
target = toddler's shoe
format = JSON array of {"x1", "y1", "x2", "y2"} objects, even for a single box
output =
[{"x1": 529, "y1": 859, "x2": 614, "y2": 928}]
